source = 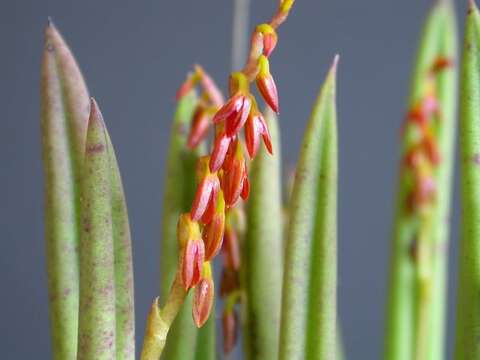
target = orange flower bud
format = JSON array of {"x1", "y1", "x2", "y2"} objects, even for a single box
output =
[
  {"x1": 222, "y1": 309, "x2": 238, "y2": 354},
  {"x1": 223, "y1": 147, "x2": 248, "y2": 206},
  {"x1": 191, "y1": 171, "x2": 220, "y2": 222},
  {"x1": 244, "y1": 111, "x2": 273, "y2": 158},
  {"x1": 225, "y1": 95, "x2": 252, "y2": 137},
  {"x1": 202, "y1": 191, "x2": 226, "y2": 260},
  {"x1": 192, "y1": 263, "x2": 214, "y2": 328},
  {"x1": 223, "y1": 226, "x2": 241, "y2": 271},
  {"x1": 240, "y1": 171, "x2": 250, "y2": 201},
  {"x1": 256, "y1": 55, "x2": 279, "y2": 113},
  {"x1": 210, "y1": 132, "x2": 233, "y2": 172},
  {"x1": 181, "y1": 238, "x2": 205, "y2": 290},
  {"x1": 222, "y1": 137, "x2": 239, "y2": 172},
  {"x1": 187, "y1": 105, "x2": 211, "y2": 148},
  {"x1": 213, "y1": 93, "x2": 245, "y2": 124}
]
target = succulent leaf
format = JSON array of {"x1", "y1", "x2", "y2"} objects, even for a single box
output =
[{"x1": 279, "y1": 56, "x2": 338, "y2": 360}]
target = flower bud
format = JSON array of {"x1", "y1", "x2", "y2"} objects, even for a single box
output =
[
  {"x1": 202, "y1": 191, "x2": 226, "y2": 260},
  {"x1": 181, "y1": 238, "x2": 205, "y2": 290},
  {"x1": 223, "y1": 226, "x2": 241, "y2": 271},
  {"x1": 192, "y1": 262, "x2": 214, "y2": 328},
  {"x1": 256, "y1": 55, "x2": 279, "y2": 113},
  {"x1": 210, "y1": 132, "x2": 232, "y2": 172},
  {"x1": 187, "y1": 105, "x2": 211, "y2": 148}
]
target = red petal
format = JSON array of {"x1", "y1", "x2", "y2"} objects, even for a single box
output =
[
  {"x1": 210, "y1": 133, "x2": 232, "y2": 172},
  {"x1": 200, "y1": 182, "x2": 218, "y2": 224},
  {"x1": 182, "y1": 240, "x2": 204, "y2": 290},
  {"x1": 203, "y1": 214, "x2": 225, "y2": 260},
  {"x1": 240, "y1": 174, "x2": 250, "y2": 201},
  {"x1": 257, "y1": 75, "x2": 279, "y2": 113},
  {"x1": 263, "y1": 33, "x2": 278, "y2": 57},
  {"x1": 213, "y1": 94, "x2": 243, "y2": 123},
  {"x1": 193, "y1": 278, "x2": 214, "y2": 328},
  {"x1": 225, "y1": 96, "x2": 252, "y2": 136},
  {"x1": 188, "y1": 107, "x2": 211, "y2": 148},
  {"x1": 191, "y1": 177, "x2": 213, "y2": 221},
  {"x1": 245, "y1": 114, "x2": 261, "y2": 159}
]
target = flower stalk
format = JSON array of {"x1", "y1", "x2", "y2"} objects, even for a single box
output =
[{"x1": 384, "y1": 2, "x2": 457, "y2": 360}]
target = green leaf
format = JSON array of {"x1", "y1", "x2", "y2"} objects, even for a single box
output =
[
  {"x1": 244, "y1": 109, "x2": 283, "y2": 360},
  {"x1": 455, "y1": 1, "x2": 480, "y2": 358},
  {"x1": 77, "y1": 99, "x2": 117, "y2": 360},
  {"x1": 279, "y1": 56, "x2": 338, "y2": 360},
  {"x1": 105, "y1": 130, "x2": 135, "y2": 359},
  {"x1": 384, "y1": 3, "x2": 457, "y2": 360},
  {"x1": 40, "y1": 21, "x2": 89, "y2": 359}
]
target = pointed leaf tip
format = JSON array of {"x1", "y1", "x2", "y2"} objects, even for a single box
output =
[
  {"x1": 331, "y1": 54, "x2": 340, "y2": 74},
  {"x1": 88, "y1": 97, "x2": 105, "y2": 125}
]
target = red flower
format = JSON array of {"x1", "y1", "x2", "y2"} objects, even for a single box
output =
[
  {"x1": 210, "y1": 132, "x2": 233, "y2": 173},
  {"x1": 222, "y1": 146, "x2": 248, "y2": 206},
  {"x1": 181, "y1": 238, "x2": 205, "y2": 290},
  {"x1": 187, "y1": 105, "x2": 211, "y2": 149},
  {"x1": 202, "y1": 191, "x2": 226, "y2": 260},
  {"x1": 244, "y1": 111, "x2": 273, "y2": 158},
  {"x1": 192, "y1": 263, "x2": 214, "y2": 328},
  {"x1": 256, "y1": 56, "x2": 279, "y2": 113},
  {"x1": 191, "y1": 158, "x2": 221, "y2": 222}
]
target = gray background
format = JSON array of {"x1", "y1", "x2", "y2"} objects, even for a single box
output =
[{"x1": 1, "y1": 0, "x2": 467, "y2": 358}]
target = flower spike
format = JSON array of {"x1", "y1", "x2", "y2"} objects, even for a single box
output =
[{"x1": 256, "y1": 55, "x2": 279, "y2": 113}]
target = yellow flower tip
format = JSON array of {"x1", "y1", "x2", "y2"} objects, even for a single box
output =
[
  {"x1": 280, "y1": 0, "x2": 295, "y2": 13},
  {"x1": 257, "y1": 55, "x2": 270, "y2": 77},
  {"x1": 202, "y1": 261, "x2": 213, "y2": 279}
]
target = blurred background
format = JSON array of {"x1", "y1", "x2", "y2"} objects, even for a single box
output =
[{"x1": 0, "y1": 0, "x2": 468, "y2": 358}]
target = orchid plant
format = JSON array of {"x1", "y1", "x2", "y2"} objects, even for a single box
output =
[{"x1": 40, "y1": 0, "x2": 480, "y2": 359}]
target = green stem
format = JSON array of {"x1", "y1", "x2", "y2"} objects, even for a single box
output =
[
  {"x1": 141, "y1": 275, "x2": 188, "y2": 360},
  {"x1": 40, "y1": 21, "x2": 89, "y2": 359},
  {"x1": 455, "y1": 2, "x2": 480, "y2": 358},
  {"x1": 279, "y1": 56, "x2": 338, "y2": 360},
  {"x1": 244, "y1": 109, "x2": 283, "y2": 360}
]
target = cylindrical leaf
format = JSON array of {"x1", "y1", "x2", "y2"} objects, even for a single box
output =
[
  {"x1": 244, "y1": 109, "x2": 283, "y2": 360},
  {"x1": 106, "y1": 131, "x2": 135, "y2": 359},
  {"x1": 40, "y1": 21, "x2": 89, "y2": 359},
  {"x1": 77, "y1": 99, "x2": 117, "y2": 360},
  {"x1": 279, "y1": 56, "x2": 338, "y2": 360},
  {"x1": 455, "y1": 1, "x2": 480, "y2": 358}
]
